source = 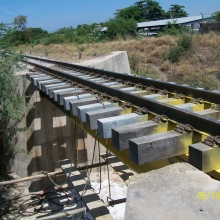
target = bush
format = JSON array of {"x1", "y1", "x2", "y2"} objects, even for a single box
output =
[
  {"x1": 168, "y1": 71, "x2": 218, "y2": 90},
  {"x1": 212, "y1": 11, "x2": 220, "y2": 22},
  {"x1": 74, "y1": 36, "x2": 87, "y2": 44},
  {"x1": 164, "y1": 46, "x2": 184, "y2": 62},
  {"x1": 183, "y1": 73, "x2": 217, "y2": 90},
  {"x1": 43, "y1": 34, "x2": 65, "y2": 45},
  {"x1": 139, "y1": 64, "x2": 161, "y2": 79},
  {"x1": 105, "y1": 17, "x2": 137, "y2": 39},
  {"x1": 0, "y1": 23, "x2": 26, "y2": 180},
  {"x1": 159, "y1": 21, "x2": 190, "y2": 36},
  {"x1": 129, "y1": 53, "x2": 141, "y2": 75},
  {"x1": 177, "y1": 34, "x2": 191, "y2": 49},
  {"x1": 164, "y1": 34, "x2": 192, "y2": 62}
]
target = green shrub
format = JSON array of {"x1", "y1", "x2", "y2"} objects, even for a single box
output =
[
  {"x1": 139, "y1": 64, "x2": 161, "y2": 79},
  {"x1": 159, "y1": 21, "x2": 190, "y2": 36},
  {"x1": 129, "y1": 54, "x2": 141, "y2": 75},
  {"x1": 43, "y1": 34, "x2": 65, "y2": 45},
  {"x1": 164, "y1": 34, "x2": 192, "y2": 63},
  {"x1": 183, "y1": 73, "x2": 217, "y2": 90},
  {"x1": 168, "y1": 72, "x2": 218, "y2": 90},
  {"x1": 164, "y1": 46, "x2": 184, "y2": 62},
  {"x1": 105, "y1": 17, "x2": 137, "y2": 39},
  {"x1": 0, "y1": 23, "x2": 27, "y2": 180},
  {"x1": 177, "y1": 34, "x2": 191, "y2": 49}
]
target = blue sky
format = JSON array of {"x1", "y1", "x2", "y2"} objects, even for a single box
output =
[{"x1": 0, "y1": 0, "x2": 219, "y2": 32}]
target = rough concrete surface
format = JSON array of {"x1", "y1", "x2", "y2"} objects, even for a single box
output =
[
  {"x1": 79, "y1": 51, "x2": 131, "y2": 74},
  {"x1": 125, "y1": 163, "x2": 220, "y2": 220}
]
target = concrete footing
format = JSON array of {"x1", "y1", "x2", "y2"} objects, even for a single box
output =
[
  {"x1": 79, "y1": 51, "x2": 131, "y2": 74},
  {"x1": 125, "y1": 163, "x2": 220, "y2": 220}
]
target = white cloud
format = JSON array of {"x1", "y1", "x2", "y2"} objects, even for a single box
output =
[{"x1": 0, "y1": 6, "x2": 13, "y2": 15}]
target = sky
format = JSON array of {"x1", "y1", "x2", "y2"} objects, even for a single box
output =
[{"x1": 0, "y1": 0, "x2": 220, "y2": 32}]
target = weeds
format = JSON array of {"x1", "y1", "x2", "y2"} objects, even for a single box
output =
[
  {"x1": 168, "y1": 71, "x2": 218, "y2": 90},
  {"x1": 164, "y1": 46, "x2": 184, "y2": 62},
  {"x1": 164, "y1": 34, "x2": 192, "y2": 63},
  {"x1": 139, "y1": 64, "x2": 162, "y2": 80},
  {"x1": 129, "y1": 53, "x2": 141, "y2": 75},
  {"x1": 183, "y1": 73, "x2": 218, "y2": 90}
]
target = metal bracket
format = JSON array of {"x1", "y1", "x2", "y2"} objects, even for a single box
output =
[
  {"x1": 203, "y1": 135, "x2": 220, "y2": 148},
  {"x1": 120, "y1": 101, "x2": 133, "y2": 108},
  {"x1": 190, "y1": 98, "x2": 204, "y2": 104},
  {"x1": 153, "y1": 114, "x2": 169, "y2": 124},
  {"x1": 158, "y1": 89, "x2": 168, "y2": 95},
  {"x1": 175, "y1": 124, "x2": 194, "y2": 134},
  {"x1": 134, "y1": 107, "x2": 149, "y2": 115},
  {"x1": 173, "y1": 93, "x2": 185, "y2": 99}
]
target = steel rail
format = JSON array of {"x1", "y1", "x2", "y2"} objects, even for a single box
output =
[
  {"x1": 24, "y1": 54, "x2": 220, "y2": 104},
  {"x1": 24, "y1": 60, "x2": 220, "y2": 137}
]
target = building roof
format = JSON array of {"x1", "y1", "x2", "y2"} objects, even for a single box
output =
[
  {"x1": 137, "y1": 15, "x2": 212, "y2": 29},
  {"x1": 101, "y1": 27, "x2": 108, "y2": 32}
]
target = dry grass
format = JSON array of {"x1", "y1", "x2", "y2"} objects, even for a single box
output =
[
  {"x1": 160, "y1": 60, "x2": 171, "y2": 72},
  {"x1": 16, "y1": 32, "x2": 220, "y2": 89}
]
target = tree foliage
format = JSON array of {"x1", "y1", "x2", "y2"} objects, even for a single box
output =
[
  {"x1": 56, "y1": 23, "x2": 104, "y2": 44},
  {"x1": 0, "y1": 23, "x2": 26, "y2": 180},
  {"x1": 14, "y1": 15, "x2": 27, "y2": 31},
  {"x1": 105, "y1": 17, "x2": 137, "y2": 39},
  {"x1": 134, "y1": 0, "x2": 165, "y2": 21},
  {"x1": 115, "y1": 0, "x2": 165, "y2": 22},
  {"x1": 212, "y1": 11, "x2": 220, "y2": 22},
  {"x1": 115, "y1": 1, "x2": 188, "y2": 22},
  {"x1": 114, "y1": 6, "x2": 142, "y2": 21},
  {"x1": 165, "y1": 4, "x2": 188, "y2": 18}
]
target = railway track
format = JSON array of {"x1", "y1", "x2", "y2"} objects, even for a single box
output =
[{"x1": 23, "y1": 55, "x2": 220, "y2": 178}]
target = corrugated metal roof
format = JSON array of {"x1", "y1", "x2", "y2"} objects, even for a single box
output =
[{"x1": 137, "y1": 15, "x2": 212, "y2": 28}]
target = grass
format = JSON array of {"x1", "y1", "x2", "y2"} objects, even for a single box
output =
[{"x1": 16, "y1": 32, "x2": 220, "y2": 90}]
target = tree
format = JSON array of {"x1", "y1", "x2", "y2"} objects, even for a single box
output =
[
  {"x1": 114, "y1": 0, "x2": 165, "y2": 22},
  {"x1": 165, "y1": 4, "x2": 188, "y2": 18},
  {"x1": 14, "y1": 15, "x2": 27, "y2": 31},
  {"x1": 114, "y1": 6, "x2": 142, "y2": 21},
  {"x1": 106, "y1": 17, "x2": 137, "y2": 39},
  {"x1": 134, "y1": 0, "x2": 165, "y2": 21},
  {"x1": 26, "y1": 27, "x2": 48, "y2": 44},
  {"x1": 0, "y1": 23, "x2": 26, "y2": 180},
  {"x1": 212, "y1": 11, "x2": 220, "y2": 22}
]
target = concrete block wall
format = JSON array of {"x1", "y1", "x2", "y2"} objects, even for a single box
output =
[
  {"x1": 12, "y1": 78, "x2": 100, "y2": 191},
  {"x1": 80, "y1": 51, "x2": 131, "y2": 74}
]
